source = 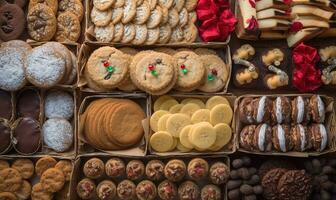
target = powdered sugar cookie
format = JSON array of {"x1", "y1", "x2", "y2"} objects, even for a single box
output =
[
  {"x1": 145, "y1": 28, "x2": 160, "y2": 45},
  {"x1": 95, "y1": 23, "x2": 114, "y2": 42},
  {"x1": 55, "y1": 12, "x2": 81, "y2": 42},
  {"x1": 121, "y1": 0, "x2": 137, "y2": 24},
  {"x1": 43, "y1": 118, "x2": 73, "y2": 152},
  {"x1": 185, "y1": 0, "x2": 198, "y2": 11},
  {"x1": 188, "y1": 11, "x2": 197, "y2": 23},
  {"x1": 45, "y1": 90, "x2": 74, "y2": 120},
  {"x1": 1, "y1": 40, "x2": 32, "y2": 53},
  {"x1": 173, "y1": 0, "x2": 185, "y2": 12},
  {"x1": 179, "y1": 8, "x2": 188, "y2": 27},
  {"x1": 170, "y1": 26, "x2": 184, "y2": 43},
  {"x1": 147, "y1": 6, "x2": 162, "y2": 28},
  {"x1": 132, "y1": 25, "x2": 148, "y2": 45},
  {"x1": 158, "y1": 24, "x2": 172, "y2": 44},
  {"x1": 158, "y1": 0, "x2": 173, "y2": 9},
  {"x1": 134, "y1": 0, "x2": 150, "y2": 24},
  {"x1": 94, "y1": 0, "x2": 115, "y2": 11},
  {"x1": 121, "y1": 24, "x2": 136, "y2": 43},
  {"x1": 183, "y1": 23, "x2": 198, "y2": 43},
  {"x1": 112, "y1": 23, "x2": 124, "y2": 42},
  {"x1": 111, "y1": 7, "x2": 123, "y2": 24},
  {"x1": 168, "y1": 8, "x2": 179, "y2": 28},
  {"x1": 113, "y1": 0, "x2": 125, "y2": 7},
  {"x1": 161, "y1": 6, "x2": 169, "y2": 24},
  {"x1": 148, "y1": 0, "x2": 157, "y2": 10},
  {"x1": 91, "y1": 7, "x2": 112, "y2": 26}
]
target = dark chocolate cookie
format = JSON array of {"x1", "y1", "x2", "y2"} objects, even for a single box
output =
[
  {"x1": 258, "y1": 160, "x2": 296, "y2": 179},
  {"x1": 261, "y1": 168, "x2": 287, "y2": 200},
  {"x1": 0, "y1": 3, "x2": 25, "y2": 41}
]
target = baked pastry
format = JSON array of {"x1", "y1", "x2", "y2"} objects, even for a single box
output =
[
  {"x1": 11, "y1": 159, "x2": 34, "y2": 179},
  {"x1": 83, "y1": 158, "x2": 105, "y2": 179},
  {"x1": 253, "y1": 123, "x2": 273, "y2": 152},
  {"x1": 77, "y1": 178, "x2": 96, "y2": 199},
  {"x1": 158, "y1": 180, "x2": 177, "y2": 200},
  {"x1": 117, "y1": 180, "x2": 136, "y2": 200},
  {"x1": 309, "y1": 124, "x2": 328, "y2": 152},
  {"x1": 145, "y1": 160, "x2": 165, "y2": 181},
  {"x1": 271, "y1": 96, "x2": 291, "y2": 124},
  {"x1": 16, "y1": 180, "x2": 31, "y2": 200},
  {"x1": 252, "y1": 96, "x2": 272, "y2": 123},
  {"x1": 0, "y1": 167, "x2": 22, "y2": 192},
  {"x1": 291, "y1": 96, "x2": 310, "y2": 124},
  {"x1": 178, "y1": 181, "x2": 200, "y2": 200},
  {"x1": 291, "y1": 124, "x2": 311, "y2": 152},
  {"x1": 309, "y1": 95, "x2": 325, "y2": 123},
  {"x1": 136, "y1": 180, "x2": 157, "y2": 200},
  {"x1": 187, "y1": 158, "x2": 209, "y2": 181},
  {"x1": 35, "y1": 156, "x2": 57, "y2": 177},
  {"x1": 209, "y1": 162, "x2": 230, "y2": 185},
  {"x1": 96, "y1": 180, "x2": 117, "y2": 200},
  {"x1": 44, "y1": 90, "x2": 74, "y2": 120},
  {"x1": 164, "y1": 159, "x2": 186, "y2": 182},
  {"x1": 126, "y1": 160, "x2": 145, "y2": 181},
  {"x1": 201, "y1": 184, "x2": 221, "y2": 200},
  {"x1": 272, "y1": 124, "x2": 293, "y2": 152},
  {"x1": 239, "y1": 97, "x2": 255, "y2": 124},
  {"x1": 105, "y1": 158, "x2": 125, "y2": 179},
  {"x1": 240, "y1": 125, "x2": 256, "y2": 151}
]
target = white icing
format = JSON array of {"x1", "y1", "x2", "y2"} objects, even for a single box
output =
[
  {"x1": 45, "y1": 91, "x2": 74, "y2": 120},
  {"x1": 275, "y1": 97, "x2": 283, "y2": 123},
  {"x1": 297, "y1": 96, "x2": 304, "y2": 123},
  {"x1": 317, "y1": 95, "x2": 325, "y2": 122},
  {"x1": 258, "y1": 124, "x2": 267, "y2": 151},
  {"x1": 277, "y1": 125, "x2": 287, "y2": 152},
  {"x1": 43, "y1": 118, "x2": 73, "y2": 152},
  {"x1": 319, "y1": 124, "x2": 328, "y2": 151},
  {"x1": 298, "y1": 124, "x2": 306, "y2": 151},
  {"x1": 256, "y1": 96, "x2": 266, "y2": 123}
]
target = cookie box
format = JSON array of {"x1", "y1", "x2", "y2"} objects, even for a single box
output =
[
  {"x1": 77, "y1": 93, "x2": 150, "y2": 157},
  {"x1": 71, "y1": 154, "x2": 230, "y2": 200},
  {"x1": 234, "y1": 94, "x2": 336, "y2": 157},
  {"x1": 77, "y1": 43, "x2": 232, "y2": 94},
  {"x1": 149, "y1": 94, "x2": 237, "y2": 156}
]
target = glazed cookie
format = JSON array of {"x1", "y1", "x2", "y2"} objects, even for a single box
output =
[
  {"x1": 111, "y1": 7, "x2": 123, "y2": 24},
  {"x1": 94, "y1": 0, "x2": 115, "y2": 11},
  {"x1": 173, "y1": 51, "x2": 205, "y2": 91},
  {"x1": 27, "y1": 4, "x2": 57, "y2": 41},
  {"x1": 16, "y1": 180, "x2": 31, "y2": 200},
  {"x1": 132, "y1": 25, "x2": 148, "y2": 45},
  {"x1": 112, "y1": 23, "x2": 124, "y2": 42},
  {"x1": 35, "y1": 156, "x2": 57, "y2": 177},
  {"x1": 91, "y1": 7, "x2": 112, "y2": 26},
  {"x1": 146, "y1": 5, "x2": 162, "y2": 28},
  {"x1": 0, "y1": 3, "x2": 25, "y2": 41},
  {"x1": 121, "y1": 0, "x2": 137, "y2": 24},
  {"x1": 58, "y1": 0, "x2": 84, "y2": 22},
  {"x1": 145, "y1": 28, "x2": 160, "y2": 45},
  {"x1": 40, "y1": 168, "x2": 65, "y2": 193},
  {"x1": 28, "y1": 0, "x2": 58, "y2": 14},
  {"x1": 134, "y1": 0, "x2": 150, "y2": 24},
  {"x1": 121, "y1": 23, "x2": 136, "y2": 43},
  {"x1": 55, "y1": 12, "x2": 81, "y2": 42},
  {"x1": 0, "y1": 168, "x2": 22, "y2": 192},
  {"x1": 11, "y1": 159, "x2": 34, "y2": 179},
  {"x1": 198, "y1": 55, "x2": 228, "y2": 92},
  {"x1": 158, "y1": 24, "x2": 172, "y2": 44},
  {"x1": 55, "y1": 160, "x2": 72, "y2": 181},
  {"x1": 43, "y1": 118, "x2": 73, "y2": 152},
  {"x1": 95, "y1": 22, "x2": 114, "y2": 42},
  {"x1": 45, "y1": 90, "x2": 74, "y2": 120},
  {"x1": 31, "y1": 183, "x2": 53, "y2": 200}
]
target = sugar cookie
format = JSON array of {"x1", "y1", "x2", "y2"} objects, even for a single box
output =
[
  {"x1": 209, "y1": 123, "x2": 232, "y2": 151},
  {"x1": 191, "y1": 109, "x2": 210, "y2": 124},
  {"x1": 210, "y1": 104, "x2": 233, "y2": 125},
  {"x1": 160, "y1": 99, "x2": 179, "y2": 111},
  {"x1": 190, "y1": 122, "x2": 216, "y2": 149},
  {"x1": 166, "y1": 113, "x2": 191, "y2": 137},
  {"x1": 158, "y1": 114, "x2": 172, "y2": 131},
  {"x1": 205, "y1": 96, "x2": 230, "y2": 110},
  {"x1": 154, "y1": 95, "x2": 175, "y2": 111},
  {"x1": 181, "y1": 98, "x2": 205, "y2": 108},
  {"x1": 179, "y1": 125, "x2": 194, "y2": 149},
  {"x1": 180, "y1": 103, "x2": 201, "y2": 117},
  {"x1": 150, "y1": 110, "x2": 170, "y2": 132},
  {"x1": 150, "y1": 131, "x2": 174, "y2": 152},
  {"x1": 169, "y1": 104, "x2": 183, "y2": 113}
]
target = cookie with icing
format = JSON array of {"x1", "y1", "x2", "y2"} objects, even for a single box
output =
[{"x1": 272, "y1": 124, "x2": 293, "y2": 152}]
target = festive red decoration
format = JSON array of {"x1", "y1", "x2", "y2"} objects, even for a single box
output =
[
  {"x1": 283, "y1": 0, "x2": 292, "y2": 5},
  {"x1": 180, "y1": 64, "x2": 186, "y2": 69},
  {"x1": 289, "y1": 21, "x2": 303, "y2": 33},
  {"x1": 249, "y1": 0, "x2": 256, "y2": 8},
  {"x1": 148, "y1": 64, "x2": 155, "y2": 71},
  {"x1": 102, "y1": 60, "x2": 109, "y2": 67},
  {"x1": 211, "y1": 69, "x2": 218, "y2": 76},
  {"x1": 246, "y1": 16, "x2": 258, "y2": 30},
  {"x1": 292, "y1": 43, "x2": 322, "y2": 92}
]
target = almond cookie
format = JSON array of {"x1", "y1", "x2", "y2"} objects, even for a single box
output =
[
  {"x1": 179, "y1": 8, "x2": 188, "y2": 27},
  {"x1": 0, "y1": 168, "x2": 22, "y2": 192},
  {"x1": 121, "y1": 23, "x2": 136, "y2": 43},
  {"x1": 35, "y1": 156, "x2": 57, "y2": 177},
  {"x1": 41, "y1": 168, "x2": 65, "y2": 193},
  {"x1": 168, "y1": 8, "x2": 179, "y2": 28},
  {"x1": 173, "y1": 0, "x2": 185, "y2": 12},
  {"x1": 27, "y1": 4, "x2": 56, "y2": 41},
  {"x1": 134, "y1": 0, "x2": 150, "y2": 24},
  {"x1": 148, "y1": 0, "x2": 157, "y2": 10},
  {"x1": 11, "y1": 159, "x2": 34, "y2": 179},
  {"x1": 28, "y1": 0, "x2": 58, "y2": 14},
  {"x1": 198, "y1": 55, "x2": 228, "y2": 93},
  {"x1": 173, "y1": 51, "x2": 205, "y2": 91},
  {"x1": 158, "y1": 0, "x2": 173, "y2": 9},
  {"x1": 55, "y1": 160, "x2": 72, "y2": 182},
  {"x1": 58, "y1": 0, "x2": 84, "y2": 22},
  {"x1": 121, "y1": 0, "x2": 137, "y2": 24},
  {"x1": 112, "y1": 23, "x2": 124, "y2": 42},
  {"x1": 94, "y1": 22, "x2": 114, "y2": 42},
  {"x1": 91, "y1": 7, "x2": 112, "y2": 26},
  {"x1": 185, "y1": 0, "x2": 198, "y2": 11},
  {"x1": 170, "y1": 26, "x2": 184, "y2": 43},
  {"x1": 145, "y1": 28, "x2": 160, "y2": 45},
  {"x1": 55, "y1": 12, "x2": 81, "y2": 42},
  {"x1": 94, "y1": 0, "x2": 115, "y2": 11},
  {"x1": 31, "y1": 183, "x2": 53, "y2": 200},
  {"x1": 183, "y1": 23, "x2": 198, "y2": 43},
  {"x1": 111, "y1": 7, "x2": 123, "y2": 24},
  {"x1": 158, "y1": 24, "x2": 172, "y2": 44},
  {"x1": 132, "y1": 24, "x2": 148, "y2": 45},
  {"x1": 0, "y1": 192, "x2": 17, "y2": 200},
  {"x1": 16, "y1": 180, "x2": 31, "y2": 200},
  {"x1": 147, "y1": 5, "x2": 162, "y2": 28}
]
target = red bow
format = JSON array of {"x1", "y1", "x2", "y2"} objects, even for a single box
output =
[
  {"x1": 196, "y1": 0, "x2": 237, "y2": 42},
  {"x1": 292, "y1": 43, "x2": 322, "y2": 92}
]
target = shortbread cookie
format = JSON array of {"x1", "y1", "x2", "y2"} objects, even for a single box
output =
[
  {"x1": 173, "y1": 51, "x2": 205, "y2": 91},
  {"x1": 111, "y1": 7, "x2": 123, "y2": 24},
  {"x1": 170, "y1": 26, "x2": 184, "y2": 43},
  {"x1": 179, "y1": 8, "x2": 188, "y2": 27},
  {"x1": 55, "y1": 12, "x2": 81, "y2": 42},
  {"x1": 158, "y1": 0, "x2": 173, "y2": 9},
  {"x1": 158, "y1": 24, "x2": 172, "y2": 44},
  {"x1": 147, "y1": 6, "x2": 163, "y2": 28},
  {"x1": 31, "y1": 183, "x2": 53, "y2": 200},
  {"x1": 198, "y1": 55, "x2": 228, "y2": 92},
  {"x1": 113, "y1": 0, "x2": 125, "y2": 7},
  {"x1": 112, "y1": 23, "x2": 124, "y2": 42},
  {"x1": 145, "y1": 28, "x2": 160, "y2": 45},
  {"x1": 150, "y1": 131, "x2": 174, "y2": 152},
  {"x1": 132, "y1": 25, "x2": 148, "y2": 45},
  {"x1": 150, "y1": 110, "x2": 170, "y2": 132},
  {"x1": 121, "y1": 23, "x2": 136, "y2": 43},
  {"x1": 185, "y1": 0, "x2": 198, "y2": 11},
  {"x1": 134, "y1": 1, "x2": 150, "y2": 24},
  {"x1": 181, "y1": 98, "x2": 205, "y2": 108},
  {"x1": 205, "y1": 96, "x2": 230, "y2": 109},
  {"x1": 27, "y1": 4, "x2": 56, "y2": 41},
  {"x1": 183, "y1": 23, "x2": 198, "y2": 43},
  {"x1": 122, "y1": 0, "x2": 137, "y2": 24},
  {"x1": 180, "y1": 103, "x2": 201, "y2": 117},
  {"x1": 168, "y1": 8, "x2": 179, "y2": 28},
  {"x1": 153, "y1": 95, "x2": 175, "y2": 111},
  {"x1": 58, "y1": 0, "x2": 84, "y2": 21},
  {"x1": 28, "y1": 0, "x2": 58, "y2": 14},
  {"x1": 12, "y1": 159, "x2": 34, "y2": 179},
  {"x1": 173, "y1": 0, "x2": 185, "y2": 12},
  {"x1": 94, "y1": 22, "x2": 114, "y2": 42},
  {"x1": 167, "y1": 113, "x2": 191, "y2": 137},
  {"x1": 40, "y1": 168, "x2": 65, "y2": 193},
  {"x1": 148, "y1": 0, "x2": 157, "y2": 10},
  {"x1": 35, "y1": 156, "x2": 57, "y2": 177},
  {"x1": 161, "y1": 7, "x2": 169, "y2": 24},
  {"x1": 94, "y1": 0, "x2": 115, "y2": 11},
  {"x1": 190, "y1": 122, "x2": 216, "y2": 149},
  {"x1": 209, "y1": 123, "x2": 232, "y2": 151},
  {"x1": 210, "y1": 104, "x2": 233, "y2": 125},
  {"x1": 0, "y1": 168, "x2": 22, "y2": 192},
  {"x1": 91, "y1": 7, "x2": 112, "y2": 26}
]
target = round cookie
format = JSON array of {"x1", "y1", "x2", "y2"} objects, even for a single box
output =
[
  {"x1": 179, "y1": 8, "x2": 188, "y2": 27},
  {"x1": 185, "y1": 0, "x2": 198, "y2": 11},
  {"x1": 134, "y1": 0, "x2": 150, "y2": 24},
  {"x1": 145, "y1": 28, "x2": 160, "y2": 45},
  {"x1": 150, "y1": 110, "x2": 170, "y2": 132},
  {"x1": 31, "y1": 183, "x2": 53, "y2": 200},
  {"x1": 166, "y1": 113, "x2": 191, "y2": 137},
  {"x1": 97, "y1": 180, "x2": 117, "y2": 200},
  {"x1": 146, "y1": 5, "x2": 162, "y2": 28},
  {"x1": 76, "y1": 178, "x2": 96, "y2": 199},
  {"x1": 169, "y1": 104, "x2": 183, "y2": 113},
  {"x1": 40, "y1": 168, "x2": 65, "y2": 193},
  {"x1": 158, "y1": 24, "x2": 172, "y2": 44},
  {"x1": 94, "y1": 22, "x2": 114, "y2": 42},
  {"x1": 132, "y1": 25, "x2": 148, "y2": 45},
  {"x1": 168, "y1": 8, "x2": 179, "y2": 28},
  {"x1": 112, "y1": 23, "x2": 124, "y2": 42},
  {"x1": 35, "y1": 156, "x2": 57, "y2": 177},
  {"x1": 55, "y1": 12, "x2": 81, "y2": 42},
  {"x1": 148, "y1": 0, "x2": 157, "y2": 10},
  {"x1": 158, "y1": 0, "x2": 173, "y2": 9},
  {"x1": 153, "y1": 95, "x2": 175, "y2": 111},
  {"x1": 121, "y1": 23, "x2": 136, "y2": 43},
  {"x1": 183, "y1": 23, "x2": 198, "y2": 43},
  {"x1": 58, "y1": 0, "x2": 84, "y2": 21},
  {"x1": 11, "y1": 159, "x2": 34, "y2": 179},
  {"x1": 150, "y1": 131, "x2": 174, "y2": 152},
  {"x1": 181, "y1": 98, "x2": 205, "y2": 108},
  {"x1": 161, "y1": 6, "x2": 169, "y2": 24},
  {"x1": 27, "y1": 4, "x2": 56, "y2": 41},
  {"x1": 121, "y1": 0, "x2": 137, "y2": 24},
  {"x1": 0, "y1": 3, "x2": 25, "y2": 41},
  {"x1": 180, "y1": 103, "x2": 201, "y2": 117},
  {"x1": 0, "y1": 168, "x2": 22, "y2": 192},
  {"x1": 206, "y1": 96, "x2": 230, "y2": 109},
  {"x1": 44, "y1": 90, "x2": 74, "y2": 120},
  {"x1": 210, "y1": 104, "x2": 233, "y2": 125},
  {"x1": 55, "y1": 160, "x2": 72, "y2": 182},
  {"x1": 111, "y1": 7, "x2": 123, "y2": 24},
  {"x1": 169, "y1": 27, "x2": 184, "y2": 43},
  {"x1": 190, "y1": 122, "x2": 216, "y2": 149},
  {"x1": 93, "y1": 0, "x2": 115, "y2": 10},
  {"x1": 209, "y1": 123, "x2": 232, "y2": 151},
  {"x1": 191, "y1": 109, "x2": 210, "y2": 124},
  {"x1": 91, "y1": 7, "x2": 112, "y2": 26},
  {"x1": 28, "y1": 0, "x2": 58, "y2": 14},
  {"x1": 117, "y1": 180, "x2": 136, "y2": 200},
  {"x1": 179, "y1": 125, "x2": 194, "y2": 149},
  {"x1": 0, "y1": 40, "x2": 31, "y2": 53},
  {"x1": 173, "y1": 0, "x2": 185, "y2": 12},
  {"x1": 16, "y1": 180, "x2": 31, "y2": 200},
  {"x1": 83, "y1": 158, "x2": 105, "y2": 179}
]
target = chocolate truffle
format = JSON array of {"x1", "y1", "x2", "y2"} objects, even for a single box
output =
[
  {"x1": 12, "y1": 117, "x2": 41, "y2": 154},
  {"x1": 291, "y1": 124, "x2": 311, "y2": 152},
  {"x1": 96, "y1": 180, "x2": 116, "y2": 200},
  {"x1": 209, "y1": 162, "x2": 229, "y2": 185},
  {"x1": 17, "y1": 89, "x2": 40, "y2": 120},
  {"x1": 83, "y1": 158, "x2": 105, "y2": 179},
  {"x1": 178, "y1": 181, "x2": 200, "y2": 200},
  {"x1": 272, "y1": 96, "x2": 291, "y2": 124},
  {"x1": 77, "y1": 178, "x2": 96, "y2": 199},
  {"x1": 252, "y1": 96, "x2": 272, "y2": 123},
  {"x1": 291, "y1": 96, "x2": 310, "y2": 124},
  {"x1": 187, "y1": 158, "x2": 209, "y2": 181},
  {"x1": 158, "y1": 180, "x2": 178, "y2": 200},
  {"x1": 310, "y1": 124, "x2": 328, "y2": 152},
  {"x1": 126, "y1": 160, "x2": 145, "y2": 181},
  {"x1": 201, "y1": 184, "x2": 221, "y2": 200},
  {"x1": 272, "y1": 125, "x2": 293, "y2": 152},
  {"x1": 44, "y1": 90, "x2": 74, "y2": 120},
  {"x1": 0, "y1": 119, "x2": 11, "y2": 153},
  {"x1": 239, "y1": 97, "x2": 254, "y2": 124},
  {"x1": 253, "y1": 123, "x2": 272, "y2": 152},
  {"x1": 309, "y1": 95, "x2": 325, "y2": 123},
  {"x1": 136, "y1": 180, "x2": 157, "y2": 200},
  {"x1": 145, "y1": 160, "x2": 165, "y2": 181},
  {"x1": 117, "y1": 180, "x2": 136, "y2": 200},
  {"x1": 0, "y1": 90, "x2": 12, "y2": 120},
  {"x1": 164, "y1": 159, "x2": 186, "y2": 182},
  {"x1": 105, "y1": 158, "x2": 125, "y2": 179},
  {"x1": 261, "y1": 168, "x2": 288, "y2": 200},
  {"x1": 240, "y1": 125, "x2": 256, "y2": 150}
]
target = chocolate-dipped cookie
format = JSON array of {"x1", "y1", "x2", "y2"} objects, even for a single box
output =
[
  {"x1": 0, "y1": 119, "x2": 11, "y2": 154},
  {"x1": 253, "y1": 123, "x2": 272, "y2": 152},
  {"x1": 239, "y1": 97, "x2": 254, "y2": 124},
  {"x1": 240, "y1": 125, "x2": 256, "y2": 150},
  {"x1": 309, "y1": 124, "x2": 328, "y2": 152},
  {"x1": 252, "y1": 96, "x2": 272, "y2": 123},
  {"x1": 17, "y1": 89, "x2": 40, "y2": 120},
  {"x1": 309, "y1": 95, "x2": 325, "y2": 123},
  {"x1": 0, "y1": 90, "x2": 12, "y2": 120},
  {"x1": 0, "y1": 3, "x2": 25, "y2": 41},
  {"x1": 291, "y1": 124, "x2": 311, "y2": 152},
  {"x1": 272, "y1": 125, "x2": 293, "y2": 152},
  {"x1": 291, "y1": 96, "x2": 310, "y2": 124},
  {"x1": 272, "y1": 96, "x2": 291, "y2": 124}
]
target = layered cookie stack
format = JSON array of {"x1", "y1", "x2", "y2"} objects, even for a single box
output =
[
  {"x1": 150, "y1": 96, "x2": 233, "y2": 153},
  {"x1": 90, "y1": 0, "x2": 198, "y2": 44},
  {"x1": 27, "y1": 0, "x2": 83, "y2": 42},
  {"x1": 0, "y1": 1, "x2": 26, "y2": 41}
]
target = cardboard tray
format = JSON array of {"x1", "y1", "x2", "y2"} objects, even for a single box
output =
[
  {"x1": 148, "y1": 94, "x2": 237, "y2": 156},
  {"x1": 77, "y1": 42, "x2": 232, "y2": 94},
  {"x1": 234, "y1": 94, "x2": 336, "y2": 157}
]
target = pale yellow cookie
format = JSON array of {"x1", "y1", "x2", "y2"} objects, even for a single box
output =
[
  {"x1": 205, "y1": 96, "x2": 230, "y2": 109},
  {"x1": 150, "y1": 131, "x2": 174, "y2": 152},
  {"x1": 154, "y1": 95, "x2": 175, "y2": 112},
  {"x1": 169, "y1": 138, "x2": 178, "y2": 151},
  {"x1": 180, "y1": 103, "x2": 201, "y2": 117},
  {"x1": 190, "y1": 122, "x2": 216, "y2": 149},
  {"x1": 166, "y1": 113, "x2": 191, "y2": 137},
  {"x1": 181, "y1": 98, "x2": 205, "y2": 108},
  {"x1": 209, "y1": 123, "x2": 232, "y2": 151},
  {"x1": 169, "y1": 104, "x2": 183, "y2": 113},
  {"x1": 176, "y1": 141, "x2": 192, "y2": 152},
  {"x1": 157, "y1": 114, "x2": 172, "y2": 131},
  {"x1": 191, "y1": 109, "x2": 210, "y2": 124},
  {"x1": 150, "y1": 110, "x2": 170, "y2": 132},
  {"x1": 160, "y1": 99, "x2": 179, "y2": 111},
  {"x1": 179, "y1": 125, "x2": 194, "y2": 149},
  {"x1": 210, "y1": 104, "x2": 233, "y2": 125}
]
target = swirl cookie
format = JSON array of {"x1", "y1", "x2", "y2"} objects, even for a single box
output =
[
  {"x1": 0, "y1": 3, "x2": 25, "y2": 41},
  {"x1": 55, "y1": 12, "x2": 81, "y2": 42}
]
